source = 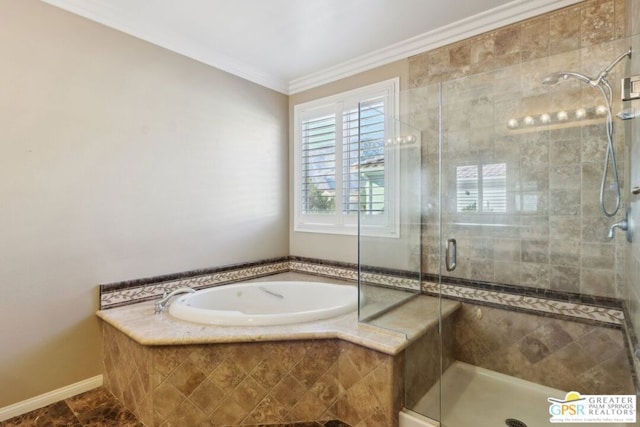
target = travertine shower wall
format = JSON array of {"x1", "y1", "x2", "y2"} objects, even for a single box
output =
[
  {"x1": 453, "y1": 303, "x2": 634, "y2": 395},
  {"x1": 408, "y1": 0, "x2": 633, "y2": 299},
  {"x1": 624, "y1": 0, "x2": 640, "y2": 391}
]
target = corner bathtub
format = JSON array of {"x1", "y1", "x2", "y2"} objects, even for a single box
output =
[{"x1": 168, "y1": 281, "x2": 358, "y2": 326}]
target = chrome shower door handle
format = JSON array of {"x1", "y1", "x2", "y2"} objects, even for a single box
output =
[{"x1": 445, "y1": 238, "x2": 457, "y2": 272}]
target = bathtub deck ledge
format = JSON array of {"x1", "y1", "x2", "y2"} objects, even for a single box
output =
[{"x1": 97, "y1": 295, "x2": 460, "y2": 355}]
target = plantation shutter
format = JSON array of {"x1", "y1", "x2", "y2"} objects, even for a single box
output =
[
  {"x1": 301, "y1": 113, "x2": 337, "y2": 214},
  {"x1": 294, "y1": 78, "x2": 398, "y2": 235},
  {"x1": 343, "y1": 99, "x2": 386, "y2": 215}
]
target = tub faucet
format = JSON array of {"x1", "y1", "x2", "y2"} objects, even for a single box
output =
[
  {"x1": 608, "y1": 218, "x2": 628, "y2": 239},
  {"x1": 154, "y1": 287, "x2": 195, "y2": 314},
  {"x1": 607, "y1": 207, "x2": 633, "y2": 242}
]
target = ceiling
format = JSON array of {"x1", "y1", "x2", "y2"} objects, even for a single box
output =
[{"x1": 40, "y1": 0, "x2": 581, "y2": 94}]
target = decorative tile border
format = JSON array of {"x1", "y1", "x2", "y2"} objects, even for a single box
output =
[
  {"x1": 289, "y1": 259, "x2": 421, "y2": 291},
  {"x1": 100, "y1": 260, "x2": 289, "y2": 309},
  {"x1": 422, "y1": 281, "x2": 624, "y2": 326},
  {"x1": 289, "y1": 260, "x2": 358, "y2": 282},
  {"x1": 99, "y1": 256, "x2": 624, "y2": 327},
  {"x1": 361, "y1": 272, "x2": 421, "y2": 290},
  {"x1": 422, "y1": 273, "x2": 623, "y2": 309}
]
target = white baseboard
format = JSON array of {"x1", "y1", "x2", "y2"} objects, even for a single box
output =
[{"x1": 0, "y1": 375, "x2": 103, "y2": 422}]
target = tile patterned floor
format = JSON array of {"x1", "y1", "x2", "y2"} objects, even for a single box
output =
[
  {"x1": 0, "y1": 388, "x2": 142, "y2": 427},
  {"x1": 0, "y1": 387, "x2": 351, "y2": 426}
]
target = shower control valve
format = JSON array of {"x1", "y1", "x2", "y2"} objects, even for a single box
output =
[{"x1": 622, "y1": 75, "x2": 640, "y2": 101}]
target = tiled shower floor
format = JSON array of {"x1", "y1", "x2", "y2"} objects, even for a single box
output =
[{"x1": 0, "y1": 387, "x2": 351, "y2": 426}]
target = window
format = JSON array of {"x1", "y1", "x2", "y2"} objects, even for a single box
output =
[
  {"x1": 294, "y1": 79, "x2": 399, "y2": 235},
  {"x1": 456, "y1": 163, "x2": 507, "y2": 213}
]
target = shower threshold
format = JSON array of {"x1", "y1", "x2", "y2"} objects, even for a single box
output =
[{"x1": 401, "y1": 361, "x2": 632, "y2": 427}]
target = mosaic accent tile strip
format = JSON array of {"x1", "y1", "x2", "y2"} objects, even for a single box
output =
[
  {"x1": 422, "y1": 281, "x2": 625, "y2": 326},
  {"x1": 289, "y1": 261, "x2": 419, "y2": 291},
  {"x1": 100, "y1": 261, "x2": 289, "y2": 309},
  {"x1": 422, "y1": 273, "x2": 624, "y2": 309},
  {"x1": 99, "y1": 256, "x2": 625, "y2": 327},
  {"x1": 359, "y1": 272, "x2": 420, "y2": 291},
  {"x1": 289, "y1": 261, "x2": 358, "y2": 282}
]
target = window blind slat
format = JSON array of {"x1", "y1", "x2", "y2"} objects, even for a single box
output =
[
  {"x1": 301, "y1": 113, "x2": 337, "y2": 214},
  {"x1": 342, "y1": 101, "x2": 386, "y2": 215},
  {"x1": 299, "y1": 94, "x2": 390, "y2": 218}
]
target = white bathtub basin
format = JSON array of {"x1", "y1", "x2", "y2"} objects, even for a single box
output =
[{"x1": 168, "y1": 281, "x2": 358, "y2": 326}]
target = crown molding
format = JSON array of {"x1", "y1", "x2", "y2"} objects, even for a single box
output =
[
  {"x1": 41, "y1": 0, "x2": 583, "y2": 96},
  {"x1": 288, "y1": 0, "x2": 584, "y2": 94}
]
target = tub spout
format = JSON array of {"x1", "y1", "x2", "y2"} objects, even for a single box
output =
[
  {"x1": 607, "y1": 207, "x2": 633, "y2": 241},
  {"x1": 154, "y1": 287, "x2": 195, "y2": 314},
  {"x1": 608, "y1": 218, "x2": 628, "y2": 239}
]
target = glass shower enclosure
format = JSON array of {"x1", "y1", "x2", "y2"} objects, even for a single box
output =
[
  {"x1": 357, "y1": 33, "x2": 638, "y2": 427},
  {"x1": 356, "y1": 102, "x2": 422, "y2": 324}
]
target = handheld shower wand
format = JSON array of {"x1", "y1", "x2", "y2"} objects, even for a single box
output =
[
  {"x1": 541, "y1": 48, "x2": 631, "y2": 217},
  {"x1": 543, "y1": 49, "x2": 631, "y2": 89}
]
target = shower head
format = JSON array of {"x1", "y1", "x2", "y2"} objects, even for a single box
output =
[
  {"x1": 539, "y1": 48, "x2": 632, "y2": 218},
  {"x1": 541, "y1": 72, "x2": 593, "y2": 86}
]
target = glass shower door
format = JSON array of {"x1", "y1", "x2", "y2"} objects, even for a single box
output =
[
  {"x1": 356, "y1": 103, "x2": 423, "y2": 324},
  {"x1": 434, "y1": 36, "x2": 638, "y2": 427}
]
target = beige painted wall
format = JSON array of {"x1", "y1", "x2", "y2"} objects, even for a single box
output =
[
  {"x1": 0, "y1": 0, "x2": 288, "y2": 407},
  {"x1": 288, "y1": 61, "x2": 410, "y2": 264}
]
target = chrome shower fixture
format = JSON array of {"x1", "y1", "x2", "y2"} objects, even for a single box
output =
[
  {"x1": 541, "y1": 48, "x2": 632, "y2": 217},
  {"x1": 541, "y1": 71, "x2": 592, "y2": 86},
  {"x1": 541, "y1": 49, "x2": 632, "y2": 92}
]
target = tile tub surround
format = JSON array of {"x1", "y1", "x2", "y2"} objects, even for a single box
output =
[
  {"x1": 101, "y1": 324, "x2": 403, "y2": 427},
  {"x1": 99, "y1": 256, "x2": 419, "y2": 310},
  {"x1": 96, "y1": 283, "x2": 459, "y2": 356},
  {"x1": 100, "y1": 256, "x2": 626, "y2": 327},
  {"x1": 98, "y1": 282, "x2": 460, "y2": 426},
  {"x1": 99, "y1": 257, "x2": 636, "y2": 374}
]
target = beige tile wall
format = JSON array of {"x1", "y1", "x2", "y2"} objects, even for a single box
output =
[
  {"x1": 409, "y1": 0, "x2": 628, "y2": 88},
  {"x1": 102, "y1": 323, "x2": 402, "y2": 427},
  {"x1": 403, "y1": 315, "x2": 454, "y2": 415},
  {"x1": 624, "y1": 0, "x2": 640, "y2": 389},
  {"x1": 408, "y1": 0, "x2": 633, "y2": 299},
  {"x1": 453, "y1": 303, "x2": 634, "y2": 395}
]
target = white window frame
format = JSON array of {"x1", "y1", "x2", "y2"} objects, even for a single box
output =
[{"x1": 293, "y1": 78, "x2": 400, "y2": 236}]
